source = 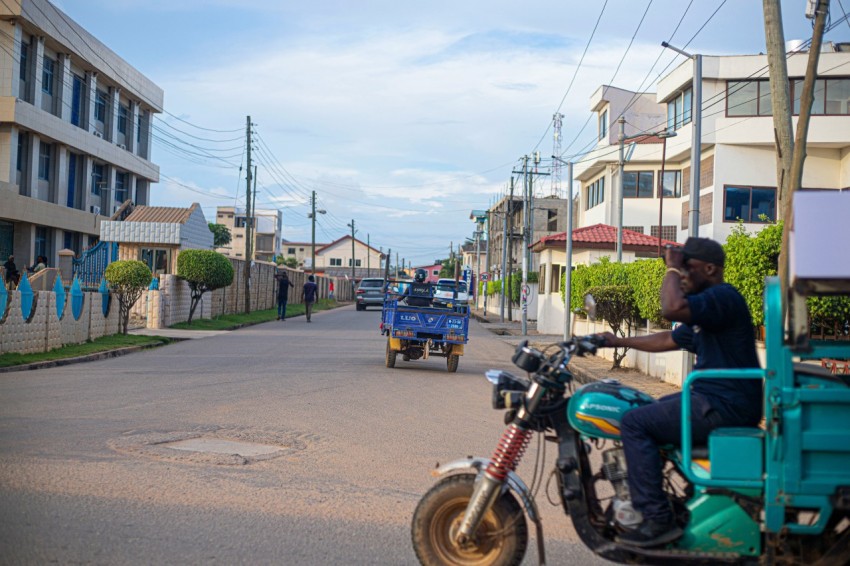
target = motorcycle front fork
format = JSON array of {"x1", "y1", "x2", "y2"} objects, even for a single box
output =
[{"x1": 456, "y1": 422, "x2": 533, "y2": 543}]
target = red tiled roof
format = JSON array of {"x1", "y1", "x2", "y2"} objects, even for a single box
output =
[{"x1": 534, "y1": 223, "x2": 680, "y2": 250}]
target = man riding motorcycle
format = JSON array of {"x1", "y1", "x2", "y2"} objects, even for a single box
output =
[
  {"x1": 405, "y1": 268, "x2": 434, "y2": 307},
  {"x1": 593, "y1": 237, "x2": 763, "y2": 547}
]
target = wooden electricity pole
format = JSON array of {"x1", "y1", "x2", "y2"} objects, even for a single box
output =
[
  {"x1": 762, "y1": 0, "x2": 829, "y2": 311},
  {"x1": 243, "y1": 115, "x2": 252, "y2": 313}
]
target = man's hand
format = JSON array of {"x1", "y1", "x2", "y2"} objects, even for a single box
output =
[
  {"x1": 594, "y1": 332, "x2": 618, "y2": 347},
  {"x1": 664, "y1": 245, "x2": 685, "y2": 269}
]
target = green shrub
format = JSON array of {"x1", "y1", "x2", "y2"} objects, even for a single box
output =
[
  {"x1": 104, "y1": 260, "x2": 152, "y2": 334},
  {"x1": 723, "y1": 221, "x2": 783, "y2": 326},
  {"x1": 176, "y1": 250, "x2": 235, "y2": 324},
  {"x1": 568, "y1": 257, "x2": 629, "y2": 311},
  {"x1": 626, "y1": 258, "x2": 666, "y2": 324},
  {"x1": 586, "y1": 285, "x2": 640, "y2": 369}
]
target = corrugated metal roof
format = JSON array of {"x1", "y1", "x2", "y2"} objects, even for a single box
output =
[{"x1": 124, "y1": 203, "x2": 197, "y2": 224}]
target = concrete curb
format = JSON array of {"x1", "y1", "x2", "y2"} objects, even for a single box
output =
[{"x1": 0, "y1": 339, "x2": 178, "y2": 374}]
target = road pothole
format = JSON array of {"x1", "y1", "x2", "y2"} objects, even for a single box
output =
[{"x1": 109, "y1": 426, "x2": 319, "y2": 466}]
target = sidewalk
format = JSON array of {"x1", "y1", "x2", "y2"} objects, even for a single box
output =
[
  {"x1": 129, "y1": 328, "x2": 229, "y2": 340},
  {"x1": 470, "y1": 307, "x2": 679, "y2": 399}
]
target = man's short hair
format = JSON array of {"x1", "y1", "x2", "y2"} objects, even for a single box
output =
[{"x1": 683, "y1": 237, "x2": 725, "y2": 267}]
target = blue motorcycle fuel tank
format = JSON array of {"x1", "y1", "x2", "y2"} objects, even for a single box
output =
[{"x1": 567, "y1": 379, "x2": 656, "y2": 440}]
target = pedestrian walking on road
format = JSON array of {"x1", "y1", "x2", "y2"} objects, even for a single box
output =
[
  {"x1": 303, "y1": 275, "x2": 319, "y2": 322},
  {"x1": 329, "y1": 280, "x2": 335, "y2": 300},
  {"x1": 275, "y1": 269, "x2": 294, "y2": 320}
]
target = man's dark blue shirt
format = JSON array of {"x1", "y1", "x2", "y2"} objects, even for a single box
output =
[
  {"x1": 303, "y1": 281, "x2": 318, "y2": 303},
  {"x1": 671, "y1": 283, "x2": 762, "y2": 424}
]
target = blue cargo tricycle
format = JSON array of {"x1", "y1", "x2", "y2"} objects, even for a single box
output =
[{"x1": 380, "y1": 279, "x2": 470, "y2": 372}]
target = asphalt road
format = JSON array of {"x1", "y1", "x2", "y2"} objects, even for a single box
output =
[{"x1": 0, "y1": 305, "x2": 609, "y2": 565}]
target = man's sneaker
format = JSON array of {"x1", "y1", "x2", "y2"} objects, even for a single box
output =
[{"x1": 615, "y1": 517, "x2": 683, "y2": 548}]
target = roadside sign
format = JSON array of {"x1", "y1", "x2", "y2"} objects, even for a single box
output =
[{"x1": 480, "y1": 273, "x2": 489, "y2": 281}]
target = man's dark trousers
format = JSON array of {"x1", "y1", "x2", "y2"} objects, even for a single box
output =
[
  {"x1": 277, "y1": 297, "x2": 288, "y2": 319},
  {"x1": 620, "y1": 392, "x2": 742, "y2": 521}
]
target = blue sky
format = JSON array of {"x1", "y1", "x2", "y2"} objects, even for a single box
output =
[{"x1": 55, "y1": 0, "x2": 848, "y2": 266}]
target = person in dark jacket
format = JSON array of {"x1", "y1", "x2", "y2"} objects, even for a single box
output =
[
  {"x1": 274, "y1": 269, "x2": 294, "y2": 320},
  {"x1": 593, "y1": 237, "x2": 762, "y2": 548},
  {"x1": 3, "y1": 255, "x2": 19, "y2": 288},
  {"x1": 302, "y1": 275, "x2": 319, "y2": 322}
]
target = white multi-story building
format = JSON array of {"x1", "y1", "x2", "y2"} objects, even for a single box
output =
[
  {"x1": 0, "y1": 0, "x2": 162, "y2": 268},
  {"x1": 214, "y1": 206, "x2": 282, "y2": 262},
  {"x1": 532, "y1": 45, "x2": 850, "y2": 337},
  {"x1": 575, "y1": 45, "x2": 850, "y2": 245}
]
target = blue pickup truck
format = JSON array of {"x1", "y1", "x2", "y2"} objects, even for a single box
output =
[{"x1": 380, "y1": 283, "x2": 470, "y2": 372}]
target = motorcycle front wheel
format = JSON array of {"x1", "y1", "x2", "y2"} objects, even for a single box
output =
[{"x1": 411, "y1": 473, "x2": 528, "y2": 566}]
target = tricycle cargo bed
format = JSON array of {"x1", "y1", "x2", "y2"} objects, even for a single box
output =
[{"x1": 381, "y1": 301, "x2": 469, "y2": 345}]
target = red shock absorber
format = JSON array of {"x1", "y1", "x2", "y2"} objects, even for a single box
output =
[{"x1": 486, "y1": 423, "x2": 532, "y2": 481}]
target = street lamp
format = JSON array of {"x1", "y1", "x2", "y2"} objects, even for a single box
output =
[
  {"x1": 656, "y1": 129, "x2": 678, "y2": 256},
  {"x1": 616, "y1": 120, "x2": 679, "y2": 262},
  {"x1": 662, "y1": 41, "x2": 702, "y2": 238},
  {"x1": 308, "y1": 190, "x2": 326, "y2": 275}
]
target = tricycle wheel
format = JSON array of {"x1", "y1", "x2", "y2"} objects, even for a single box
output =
[
  {"x1": 411, "y1": 473, "x2": 527, "y2": 566},
  {"x1": 447, "y1": 354, "x2": 459, "y2": 373},
  {"x1": 385, "y1": 341, "x2": 397, "y2": 368}
]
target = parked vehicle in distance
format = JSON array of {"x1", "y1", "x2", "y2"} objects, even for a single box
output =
[
  {"x1": 356, "y1": 277, "x2": 386, "y2": 311},
  {"x1": 432, "y1": 278, "x2": 469, "y2": 307}
]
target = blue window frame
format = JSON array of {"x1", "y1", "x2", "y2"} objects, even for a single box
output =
[
  {"x1": 623, "y1": 171, "x2": 654, "y2": 198},
  {"x1": 91, "y1": 163, "x2": 104, "y2": 196},
  {"x1": 19, "y1": 42, "x2": 28, "y2": 82},
  {"x1": 586, "y1": 177, "x2": 605, "y2": 210},
  {"x1": 94, "y1": 90, "x2": 107, "y2": 123},
  {"x1": 41, "y1": 56, "x2": 54, "y2": 95},
  {"x1": 67, "y1": 153, "x2": 77, "y2": 208},
  {"x1": 38, "y1": 143, "x2": 51, "y2": 180},
  {"x1": 723, "y1": 185, "x2": 776, "y2": 222},
  {"x1": 117, "y1": 104, "x2": 128, "y2": 134},
  {"x1": 114, "y1": 172, "x2": 127, "y2": 203},
  {"x1": 71, "y1": 75, "x2": 83, "y2": 127}
]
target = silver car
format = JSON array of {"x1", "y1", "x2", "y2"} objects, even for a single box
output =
[{"x1": 355, "y1": 278, "x2": 386, "y2": 310}]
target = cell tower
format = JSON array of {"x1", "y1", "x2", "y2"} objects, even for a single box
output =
[{"x1": 551, "y1": 113, "x2": 563, "y2": 197}]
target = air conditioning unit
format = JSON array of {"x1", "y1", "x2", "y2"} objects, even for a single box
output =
[
  {"x1": 93, "y1": 131, "x2": 103, "y2": 138},
  {"x1": 90, "y1": 205, "x2": 101, "y2": 215},
  {"x1": 118, "y1": 144, "x2": 126, "y2": 150}
]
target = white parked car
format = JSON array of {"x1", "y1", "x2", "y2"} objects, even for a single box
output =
[{"x1": 432, "y1": 278, "x2": 469, "y2": 307}]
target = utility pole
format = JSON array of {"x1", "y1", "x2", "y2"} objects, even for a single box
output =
[
  {"x1": 474, "y1": 224, "x2": 482, "y2": 309},
  {"x1": 521, "y1": 155, "x2": 529, "y2": 336},
  {"x1": 763, "y1": 0, "x2": 829, "y2": 327},
  {"x1": 505, "y1": 179, "x2": 514, "y2": 322},
  {"x1": 501, "y1": 190, "x2": 509, "y2": 323},
  {"x1": 348, "y1": 219, "x2": 356, "y2": 287},
  {"x1": 243, "y1": 115, "x2": 252, "y2": 313},
  {"x1": 484, "y1": 211, "x2": 491, "y2": 313},
  {"x1": 763, "y1": 0, "x2": 794, "y2": 217},
  {"x1": 309, "y1": 191, "x2": 326, "y2": 278},
  {"x1": 367, "y1": 233, "x2": 370, "y2": 275}
]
